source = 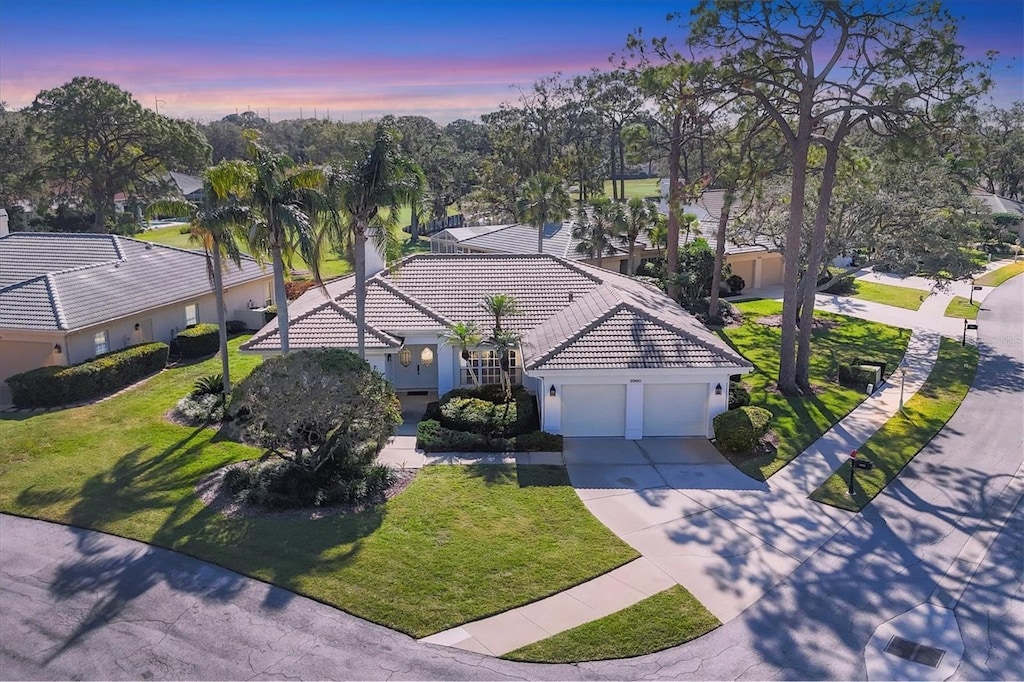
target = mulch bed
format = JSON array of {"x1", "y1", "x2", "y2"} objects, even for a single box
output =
[
  {"x1": 755, "y1": 314, "x2": 839, "y2": 331},
  {"x1": 195, "y1": 461, "x2": 418, "y2": 521}
]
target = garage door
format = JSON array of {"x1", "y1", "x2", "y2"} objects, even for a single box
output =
[
  {"x1": 561, "y1": 384, "x2": 626, "y2": 437},
  {"x1": 643, "y1": 384, "x2": 707, "y2": 436}
]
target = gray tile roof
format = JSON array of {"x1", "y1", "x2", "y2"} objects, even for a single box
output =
[
  {"x1": 243, "y1": 253, "x2": 750, "y2": 372},
  {"x1": 971, "y1": 190, "x2": 1024, "y2": 217},
  {"x1": 0, "y1": 232, "x2": 270, "y2": 331}
]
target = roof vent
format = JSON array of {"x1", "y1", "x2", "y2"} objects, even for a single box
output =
[
  {"x1": 568, "y1": 292, "x2": 574, "y2": 303},
  {"x1": 145, "y1": 243, "x2": 152, "y2": 249}
]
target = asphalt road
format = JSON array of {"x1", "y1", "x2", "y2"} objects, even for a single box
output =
[{"x1": 2, "y1": 276, "x2": 1021, "y2": 681}]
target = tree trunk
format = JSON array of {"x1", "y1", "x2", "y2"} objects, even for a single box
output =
[
  {"x1": 271, "y1": 238, "x2": 290, "y2": 355},
  {"x1": 617, "y1": 133, "x2": 627, "y2": 202},
  {"x1": 92, "y1": 190, "x2": 108, "y2": 233},
  {"x1": 355, "y1": 224, "x2": 367, "y2": 359},
  {"x1": 409, "y1": 205, "x2": 420, "y2": 244},
  {"x1": 709, "y1": 190, "x2": 734, "y2": 320},
  {"x1": 778, "y1": 135, "x2": 810, "y2": 396},
  {"x1": 796, "y1": 141, "x2": 841, "y2": 391},
  {"x1": 211, "y1": 241, "x2": 231, "y2": 395},
  {"x1": 666, "y1": 111, "x2": 682, "y2": 301},
  {"x1": 628, "y1": 238, "x2": 637, "y2": 275},
  {"x1": 610, "y1": 136, "x2": 618, "y2": 201},
  {"x1": 537, "y1": 216, "x2": 545, "y2": 254}
]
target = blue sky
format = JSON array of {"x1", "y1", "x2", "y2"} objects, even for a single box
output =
[{"x1": 1, "y1": 0, "x2": 1020, "y2": 122}]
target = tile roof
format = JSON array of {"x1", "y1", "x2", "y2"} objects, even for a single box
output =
[
  {"x1": 243, "y1": 253, "x2": 750, "y2": 372},
  {"x1": 971, "y1": 190, "x2": 1024, "y2": 217},
  {"x1": 0, "y1": 232, "x2": 270, "y2": 331}
]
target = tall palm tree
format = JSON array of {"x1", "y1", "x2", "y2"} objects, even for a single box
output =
[
  {"x1": 438, "y1": 321, "x2": 483, "y2": 387},
  {"x1": 241, "y1": 130, "x2": 326, "y2": 354},
  {"x1": 147, "y1": 161, "x2": 251, "y2": 395},
  {"x1": 621, "y1": 197, "x2": 660, "y2": 275},
  {"x1": 647, "y1": 213, "x2": 669, "y2": 262},
  {"x1": 572, "y1": 197, "x2": 624, "y2": 270},
  {"x1": 324, "y1": 120, "x2": 423, "y2": 359},
  {"x1": 482, "y1": 293, "x2": 520, "y2": 336},
  {"x1": 517, "y1": 172, "x2": 571, "y2": 254}
]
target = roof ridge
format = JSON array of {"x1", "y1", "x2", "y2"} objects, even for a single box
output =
[
  {"x1": 525, "y1": 297, "x2": 624, "y2": 370},
  {"x1": 45, "y1": 274, "x2": 70, "y2": 330},
  {"x1": 121, "y1": 235, "x2": 259, "y2": 263},
  {"x1": 371, "y1": 277, "x2": 453, "y2": 326},
  {"x1": 323, "y1": 302, "x2": 400, "y2": 346}
]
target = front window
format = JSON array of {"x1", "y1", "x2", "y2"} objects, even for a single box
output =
[
  {"x1": 185, "y1": 303, "x2": 199, "y2": 327},
  {"x1": 94, "y1": 331, "x2": 109, "y2": 356},
  {"x1": 462, "y1": 349, "x2": 520, "y2": 386}
]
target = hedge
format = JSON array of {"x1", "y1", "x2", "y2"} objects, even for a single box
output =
[
  {"x1": 176, "y1": 323, "x2": 219, "y2": 358},
  {"x1": 435, "y1": 385, "x2": 538, "y2": 437},
  {"x1": 713, "y1": 406, "x2": 773, "y2": 453},
  {"x1": 7, "y1": 342, "x2": 169, "y2": 408},
  {"x1": 416, "y1": 420, "x2": 562, "y2": 453}
]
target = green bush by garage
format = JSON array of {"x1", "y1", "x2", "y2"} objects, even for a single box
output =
[
  {"x1": 418, "y1": 385, "x2": 562, "y2": 452},
  {"x1": 7, "y1": 342, "x2": 169, "y2": 408},
  {"x1": 713, "y1": 405, "x2": 773, "y2": 453},
  {"x1": 175, "y1": 323, "x2": 220, "y2": 358}
]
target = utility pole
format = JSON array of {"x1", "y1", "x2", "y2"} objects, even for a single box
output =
[{"x1": 154, "y1": 97, "x2": 165, "y2": 115}]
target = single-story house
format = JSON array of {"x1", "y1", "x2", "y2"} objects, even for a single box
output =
[
  {"x1": 971, "y1": 189, "x2": 1024, "y2": 241},
  {"x1": 0, "y1": 232, "x2": 273, "y2": 382},
  {"x1": 432, "y1": 189, "x2": 785, "y2": 290},
  {"x1": 242, "y1": 253, "x2": 753, "y2": 438}
]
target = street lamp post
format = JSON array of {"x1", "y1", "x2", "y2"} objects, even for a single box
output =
[{"x1": 898, "y1": 364, "x2": 907, "y2": 412}]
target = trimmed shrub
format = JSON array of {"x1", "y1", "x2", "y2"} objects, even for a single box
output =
[
  {"x1": 225, "y1": 319, "x2": 248, "y2": 334},
  {"x1": 174, "y1": 393, "x2": 226, "y2": 424},
  {"x1": 176, "y1": 323, "x2": 219, "y2": 358},
  {"x1": 728, "y1": 382, "x2": 751, "y2": 410},
  {"x1": 726, "y1": 274, "x2": 746, "y2": 294},
  {"x1": 223, "y1": 459, "x2": 398, "y2": 510},
  {"x1": 713, "y1": 406, "x2": 773, "y2": 453},
  {"x1": 825, "y1": 276, "x2": 857, "y2": 295},
  {"x1": 436, "y1": 385, "x2": 537, "y2": 437},
  {"x1": 8, "y1": 342, "x2": 168, "y2": 408},
  {"x1": 839, "y1": 364, "x2": 881, "y2": 392},
  {"x1": 416, "y1": 419, "x2": 563, "y2": 453}
]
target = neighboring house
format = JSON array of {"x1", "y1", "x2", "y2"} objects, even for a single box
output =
[
  {"x1": 242, "y1": 253, "x2": 752, "y2": 439},
  {"x1": 114, "y1": 171, "x2": 205, "y2": 215},
  {"x1": 971, "y1": 189, "x2": 1024, "y2": 241},
  {"x1": 433, "y1": 188, "x2": 785, "y2": 290},
  {"x1": 0, "y1": 232, "x2": 273, "y2": 382}
]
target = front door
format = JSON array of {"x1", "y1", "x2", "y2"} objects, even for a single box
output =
[{"x1": 392, "y1": 344, "x2": 439, "y2": 390}]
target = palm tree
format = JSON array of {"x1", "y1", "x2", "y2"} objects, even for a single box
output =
[
  {"x1": 517, "y1": 172, "x2": 571, "y2": 254},
  {"x1": 572, "y1": 197, "x2": 624, "y2": 270},
  {"x1": 438, "y1": 321, "x2": 483, "y2": 387},
  {"x1": 647, "y1": 213, "x2": 669, "y2": 262},
  {"x1": 324, "y1": 120, "x2": 423, "y2": 359},
  {"x1": 147, "y1": 161, "x2": 251, "y2": 395},
  {"x1": 490, "y1": 328, "x2": 522, "y2": 402},
  {"x1": 240, "y1": 130, "x2": 326, "y2": 354},
  {"x1": 621, "y1": 197, "x2": 659, "y2": 275},
  {"x1": 482, "y1": 293, "x2": 520, "y2": 336}
]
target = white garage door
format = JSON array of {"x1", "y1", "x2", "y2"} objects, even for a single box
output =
[
  {"x1": 643, "y1": 384, "x2": 707, "y2": 436},
  {"x1": 561, "y1": 384, "x2": 626, "y2": 437}
]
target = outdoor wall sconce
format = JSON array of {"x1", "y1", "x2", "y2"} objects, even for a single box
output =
[
  {"x1": 549, "y1": 385, "x2": 557, "y2": 397},
  {"x1": 53, "y1": 344, "x2": 62, "y2": 354},
  {"x1": 714, "y1": 383, "x2": 723, "y2": 395},
  {"x1": 134, "y1": 323, "x2": 141, "y2": 331}
]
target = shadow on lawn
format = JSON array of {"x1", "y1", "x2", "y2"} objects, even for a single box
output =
[
  {"x1": 17, "y1": 426, "x2": 388, "y2": 659},
  {"x1": 463, "y1": 462, "x2": 569, "y2": 488}
]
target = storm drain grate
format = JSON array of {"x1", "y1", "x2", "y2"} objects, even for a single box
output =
[{"x1": 884, "y1": 635, "x2": 946, "y2": 668}]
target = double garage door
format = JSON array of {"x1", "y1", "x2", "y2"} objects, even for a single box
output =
[{"x1": 559, "y1": 383, "x2": 707, "y2": 437}]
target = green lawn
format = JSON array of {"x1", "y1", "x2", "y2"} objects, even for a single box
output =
[
  {"x1": 809, "y1": 339, "x2": 978, "y2": 511},
  {"x1": 847, "y1": 280, "x2": 927, "y2": 311},
  {"x1": 718, "y1": 300, "x2": 911, "y2": 480},
  {"x1": 504, "y1": 586, "x2": 719, "y2": 663},
  {"x1": 975, "y1": 261, "x2": 1024, "y2": 287},
  {"x1": 601, "y1": 178, "x2": 661, "y2": 199},
  {"x1": 0, "y1": 338, "x2": 637, "y2": 638},
  {"x1": 943, "y1": 295, "x2": 980, "y2": 320}
]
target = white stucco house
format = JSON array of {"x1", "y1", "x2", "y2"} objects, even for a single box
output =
[
  {"x1": 0, "y1": 232, "x2": 273, "y2": 382},
  {"x1": 242, "y1": 253, "x2": 752, "y2": 439}
]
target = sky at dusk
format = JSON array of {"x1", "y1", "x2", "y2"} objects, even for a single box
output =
[{"x1": 2, "y1": 0, "x2": 1022, "y2": 124}]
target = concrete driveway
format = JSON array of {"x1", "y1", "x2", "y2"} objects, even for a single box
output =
[{"x1": 563, "y1": 437, "x2": 816, "y2": 623}]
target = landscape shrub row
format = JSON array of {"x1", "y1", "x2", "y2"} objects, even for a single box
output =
[
  {"x1": 416, "y1": 419, "x2": 563, "y2": 453},
  {"x1": 713, "y1": 405, "x2": 773, "y2": 453},
  {"x1": 8, "y1": 342, "x2": 169, "y2": 407},
  {"x1": 175, "y1": 323, "x2": 220, "y2": 358}
]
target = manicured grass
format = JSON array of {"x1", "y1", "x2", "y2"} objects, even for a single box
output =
[
  {"x1": 809, "y1": 339, "x2": 978, "y2": 512},
  {"x1": 718, "y1": 300, "x2": 911, "y2": 480},
  {"x1": 975, "y1": 261, "x2": 1024, "y2": 287},
  {"x1": 504, "y1": 586, "x2": 719, "y2": 663},
  {"x1": 943, "y1": 296, "x2": 980, "y2": 320},
  {"x1": 847, "y1": 280, "x2": 927, "y2": 311},
  {"x1": 601, "y1": 178, "x2": 661, "y2": 199},
  {"x1": 136, "y1": 225, "x2": 354, "y2": 280},
  {"x1": 0, "y1": 338, "x2": 637, "y2": 638}
]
